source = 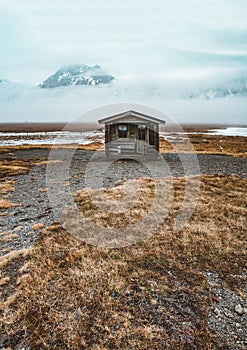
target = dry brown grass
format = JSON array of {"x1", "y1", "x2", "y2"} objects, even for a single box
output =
[
  {"x1": 0, "y1": 160, "x2": 29, "y2": 178},
  {"x1": 0, "y1": 232, "x2": 19, "y2": 243},
  {"x1": 0, "y1": 175, "x2": 246, "y2": 349},
  {"x1": 0, "y1": 200, "x2": 19, "y2": 210},
  {"x1": 78, "y1": 141, "x2": 104, "y2": 151},
  {"x1": 0, "y1": 249, "x2": 29, "y2": 270},
  {"x1": 0, "y1": 247, "x2": 13, "y2": 254},
  {"x1": 34, "y1": 159, "x2": 64, "y2": 165},
  {"x1": 160, "y1": 134, "x2": 247, "y2": 157},
  {"x1": 0, "y1": 231, "x2": 12, "y2": 236},
  {"x1": 38, "y1": 187, "x2": 49, "y2": 193},
  {"x1": 0, "y1": 275, "x2": 10, "y2": 287},
  {"x1": 32, "y1": 223, "x2": 45, "y2": 231},
  {"x1": 13, "y1": 226, "x2": 23, "y2": 232},
  {"x1": 0, "y1": 180, "x2": 15, "y2": 195},
  {"x1": 72, "y1": 178, "x2": 155, "y2": 230},
  {"x1": 0, "y1": 143, "x2": 104, "y2": 153}
]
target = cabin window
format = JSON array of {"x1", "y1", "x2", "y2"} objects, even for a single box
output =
[
  {"x1": 137, "y1": 124, "x2": 146, "y2": 141},
  {"x1": 118, "y1": 124, "x2": 128, "y2": 138},
  {"x1": 138, "y1": 124, "x2": 146, "y2": 130}
]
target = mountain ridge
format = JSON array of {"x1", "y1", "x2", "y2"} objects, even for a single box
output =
[
  {"x1": 189, "y1": 76, "x2": 247, "y2": 100},
  {"x1": 39, "y1": 64, "x2": 115, "y2": 88},
  {"x1": 1, "y1": 67, "x2": 247, "y2": 100}
]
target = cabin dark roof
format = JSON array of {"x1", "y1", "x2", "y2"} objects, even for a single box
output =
[{"x1": 98, "y1": 110, "x2": 166, "y2": 124}]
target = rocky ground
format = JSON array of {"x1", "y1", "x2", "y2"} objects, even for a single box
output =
[{"x1": 0, "y1": 148, "x2": 246, "y2": 349}]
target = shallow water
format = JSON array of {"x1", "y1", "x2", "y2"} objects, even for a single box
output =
[
  {"x1": 0, "y1": 130, "x2": 104, "y2": 146},
  {"x1": 207, "y1": 127, "x2": 247, "y2": 137}
]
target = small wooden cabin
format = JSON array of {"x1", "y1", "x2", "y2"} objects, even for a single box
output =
[{"x1": 98, "y1": 110, "x2": 166, "y2": 157}]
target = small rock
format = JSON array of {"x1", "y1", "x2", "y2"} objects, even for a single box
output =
[
  {"x1": 235, "y1": 304, "x2": 244, "y2": 315},
  {"x1": 214, "y1": 307, "x2": 221, "y2": 316},
  {"x1": 224, "y1": 311, "x2": 232, "y2": 318}
]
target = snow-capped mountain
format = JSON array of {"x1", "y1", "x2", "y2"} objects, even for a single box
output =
[
  {"x1": 39, "y1": 64, "x2": 115, "y2": 88},
  {"x1": 190, "y1": 77, "x2": 247, "y2": 100},
  {"x1": 1, "y1": 67, "x2": 247, "y2": 103}
]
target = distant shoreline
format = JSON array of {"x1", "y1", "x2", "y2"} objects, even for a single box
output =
[
  {"x1": 0, "y1": 123, "x2": 101, "y2": 133},
  {"x1": 0, "y1": 122, "x2": 247, "y2": 133}
]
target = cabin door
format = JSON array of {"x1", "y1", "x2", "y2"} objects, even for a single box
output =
[{"x1": 137, "y1": 125, "x2": 146, "y2": 154}]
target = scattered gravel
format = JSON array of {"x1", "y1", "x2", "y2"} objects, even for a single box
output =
[{"x1": 205, "y1": 271, "x2": 247, "y2": 349}]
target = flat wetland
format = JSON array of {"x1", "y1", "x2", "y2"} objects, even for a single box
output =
[{"x1": 0, "y1": 124, "x2": 246, "y2": 349}]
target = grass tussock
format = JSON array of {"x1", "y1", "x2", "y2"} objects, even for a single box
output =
[
  {"x1": 31, "y1": 223, "x2": 45, "y2": 231},
  {"x1": 0, "y1": 175, "x2": 246, "y2": 349},
  {"x1": 0, "y1": 247, "x2": 13, "y2": 254},
  {"x1": 0, "y1": 159, "x2": 29, "y2": 178},
  {"x1": 0, "y1": 249, "x2": 29, "y2": 270},
  {"x1": 0, "y1": 249, "x2": 30, "y2": 313},
  {"x1": 0, "y1": 275, "x2": 10, "y2": 287},
  {"x1": 33, "y1": 159, "x2": 64, "y2": 166},
  {"x1": 78, "y1": 141, "x2": 104, "y2": 151},
  {"x1": 38, "y1": 187, "x2": 49, "y2": 193},
  {"x1": 0, "y1": 232, "x2": 19, "y2": 243},
  {"x1": 0, "y1": 180, "x2": 15, "y2": 195},
  {"x1": 0, "y1": 200, "x2": 19, "y2": 210}
]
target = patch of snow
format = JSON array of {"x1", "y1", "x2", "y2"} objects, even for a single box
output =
[
  {"x1": 207, "y1": 127, "x2": 247, "y2": 137},
  {"x1": 159, "y1": 132, "x2": 187, "y2": 142},
  {"x1": 0, "y1": 131, "x2": 104, "y2": 146}
]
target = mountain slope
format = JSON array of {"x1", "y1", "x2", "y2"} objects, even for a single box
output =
[
  {"x1": 39, "y1": 64, "x2": 115, "y2": 88},
  {"x1": 190, "y1": 77, "x2": 247, "y2": 100},
  {"x1": 0, "y1": 79, "x2": 13, "y2": 85},
  {"x1": 0, "y1": 79, "x2": 25, "y2": 101}
]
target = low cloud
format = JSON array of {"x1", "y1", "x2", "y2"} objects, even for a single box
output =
[
  {"x1": 0, "y1": 78, "x2": 247, "y2": 125},
  {"x1": 1, "y1": 0, "x2": 247, "y2": 124}
]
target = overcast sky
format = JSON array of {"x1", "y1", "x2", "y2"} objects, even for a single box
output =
[
  {"x1": 1, "y1": 0, "x2": 247, "y2": 83},
  {"x1": 0, "y1": 0, "x2": 247, "y2": 123}
]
